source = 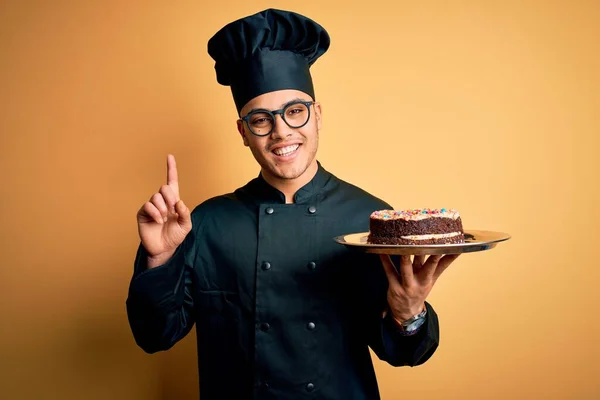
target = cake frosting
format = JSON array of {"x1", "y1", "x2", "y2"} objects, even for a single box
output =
[
  {"x1": 370, "y1": 208, "x2": 460, "y2": 221},
  {"x1": 367, "y1": 208, "x2": 465, "y2": 245}
]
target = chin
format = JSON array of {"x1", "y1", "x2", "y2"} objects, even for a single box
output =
[
  {"x1": 271, "y1": 164, "x2": 306, "y2": 180},
  {"x1": 270, "y1": 155, "x2": 315, "y2": 179}
]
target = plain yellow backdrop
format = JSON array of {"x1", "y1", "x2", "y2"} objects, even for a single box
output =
[{"x1": 1, "y1": 1, "x2": 598, "y2": 399}]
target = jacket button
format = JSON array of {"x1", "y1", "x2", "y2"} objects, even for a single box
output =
[
  {"x1": 307, "y1": 261, "x2": 316, "y2": 270},
  {"x1": 260, "y1": 323, "x2": 270, "y2": 332},
  {"x1": 307, "y1": 322, "x2": 316, "y2": 330},
  {"x1": 262, "y1": 262, "x2": 271, "y2": 270},
  {"x1": 306, "y1": 383, "x2": 315, "y2": 392},
  {"x1": 265, "y1": 207, "x2": 274, "y2": 214},
  {"x1": 308, "y1": 205, "x2": 317, "y2": 214}
]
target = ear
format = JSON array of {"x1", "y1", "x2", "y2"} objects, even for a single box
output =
[
  {"x1": 237, "y1": 119, "x2": 249, "y2": 147},
  {"x1": 314, "y1": 102, "x2": 323, "y2": 131}
]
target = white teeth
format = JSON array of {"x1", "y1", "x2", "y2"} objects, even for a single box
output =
[{"x1": 273, "y1": 144, "x2": 299, "y2": 156}]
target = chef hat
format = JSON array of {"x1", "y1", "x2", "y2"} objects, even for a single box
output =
[{"x1": 207, "y1": 8, "x2": 330, "y2": 114}]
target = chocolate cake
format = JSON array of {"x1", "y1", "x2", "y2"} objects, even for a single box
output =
[{"x1": 367, "y1": 208, "x2": 465, "y2": 245}]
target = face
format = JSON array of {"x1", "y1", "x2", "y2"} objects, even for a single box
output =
[{"x1": 237, "y1": 89, "x2": 322, "y2": 183}]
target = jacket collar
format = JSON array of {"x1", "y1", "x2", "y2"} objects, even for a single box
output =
[{"x1": 239, "y1": 160, "x2": 333, "y2": 205}]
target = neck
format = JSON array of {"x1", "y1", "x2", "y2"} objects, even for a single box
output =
[{"x1": 262, "y1": 160, "x2": 319, "y2": 204}]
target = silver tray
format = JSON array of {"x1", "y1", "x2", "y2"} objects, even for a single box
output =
[{"x1": 333, "y1": 229, "x2": 511, "y2": 255}]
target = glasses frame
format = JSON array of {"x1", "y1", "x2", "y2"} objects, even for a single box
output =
[{"x1": 240, "y1": 100, "x2": 315, "y2": 137}]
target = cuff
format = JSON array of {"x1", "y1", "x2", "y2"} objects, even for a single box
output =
[
  {"x1": 128, "y1": 242, "x2": 187, "y2": 312},
  {"x1": 380, "y1": 302, "x2": 439, "y2": 366}
]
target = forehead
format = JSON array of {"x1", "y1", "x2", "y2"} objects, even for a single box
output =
[{"x1": 240, "y1": 89, "x2": 313, "y2": 115}]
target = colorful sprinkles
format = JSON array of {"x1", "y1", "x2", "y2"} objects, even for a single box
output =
[{"x1": 371, "y1": 208, "x2": 459, "y2": 220}]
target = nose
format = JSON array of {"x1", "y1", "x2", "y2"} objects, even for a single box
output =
[{"x1": 270, "y1": 113, "x2": 293, "y2": 139}]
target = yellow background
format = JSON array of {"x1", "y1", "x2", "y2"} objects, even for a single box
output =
[{"x1": 1, "y1": 0, "x2": 598, "y2": 399}]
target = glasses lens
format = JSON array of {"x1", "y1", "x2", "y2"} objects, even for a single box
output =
[
  {"x1": 283, "y1": 102, "x2": 310, "y2": 128},
  {"x1": 248, "y1": 112, "x2": 273, "y2": 136}
]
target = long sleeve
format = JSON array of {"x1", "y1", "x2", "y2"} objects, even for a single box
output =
[
  {"x1": 125, "y1": 226, "x2": 197, "y2": 354},
  {"x1": 374, "y1": 301, "x2": 440, "y2": 366},
  {"x1": 355, "y1": 253, "x2": 440, "y2": 367}
]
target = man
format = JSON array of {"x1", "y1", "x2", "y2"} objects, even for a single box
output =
[{"x1": 126, "y1": 8, "x2": 459, "y2": 399}]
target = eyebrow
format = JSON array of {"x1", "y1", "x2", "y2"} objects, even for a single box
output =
[{"x1": 245, "y1": 97, "x2": 308, "y2": 115}]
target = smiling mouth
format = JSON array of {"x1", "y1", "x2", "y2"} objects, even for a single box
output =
[{"x1": 272, "y1": 144, "x2": 300, "y2": 157}]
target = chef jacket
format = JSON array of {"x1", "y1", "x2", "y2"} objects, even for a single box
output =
[{"x1": 126, "y1": 161, "x2": 440, "y2": 399}]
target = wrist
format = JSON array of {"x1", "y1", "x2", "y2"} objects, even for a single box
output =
[
  {"x1": 386, "y1": 306, "x2": 427, "y2": 336},
  {"x1": 392, "y1": 304, "x2": 426, "y2": 325},
  {"x1": 147, "y1": 250, "x2": 176, "y2": 269}
]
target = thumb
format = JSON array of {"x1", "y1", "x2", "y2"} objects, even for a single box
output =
[{"x1": 175, "y1": 199, "x2": 192, "y2": 231}]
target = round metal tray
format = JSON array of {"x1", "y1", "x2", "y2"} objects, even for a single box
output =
[{"x1": 334, "y1": 229, "x2": 511, "y2": 255}]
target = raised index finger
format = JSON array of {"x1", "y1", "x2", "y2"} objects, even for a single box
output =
[{"x1": 167, "y1": 154, "x2": 180, "y2": 200}]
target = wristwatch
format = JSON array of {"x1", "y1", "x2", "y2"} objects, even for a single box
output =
[{"x1": 386, "y1": 307, "x2": 427, "y2": 336}]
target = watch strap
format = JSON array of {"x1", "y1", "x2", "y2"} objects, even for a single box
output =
[{"x1": 386, "y1": 307, "x2": 427, "y2": 336}]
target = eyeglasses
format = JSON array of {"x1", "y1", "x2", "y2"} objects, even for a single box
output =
[{"x1": 240, "y1": 100, "x2": 315, "y2": 137}]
